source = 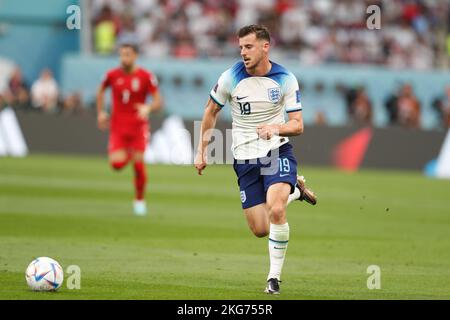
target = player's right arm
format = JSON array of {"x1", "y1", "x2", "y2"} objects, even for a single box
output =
[
  {"x1": 96, "y1": 72, "x2": 111, "y2": 131},
  {"x1": 194, "y1": 98, "x2": 222, "y2": 175},
  {"x1": 195, "y1": 71, "x2": 230, "y2": 175}
]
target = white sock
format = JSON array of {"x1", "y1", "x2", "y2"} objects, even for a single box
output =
[
  {"x1": 287, "y1": 187, "x2": 301, "y2": 205},
  {"x1": 267, "y1": 222, "x2": 289, "y2": 281}
]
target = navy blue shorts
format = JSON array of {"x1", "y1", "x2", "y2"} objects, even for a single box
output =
[{"x1": 233, "y1": 143, "x2": 298, "y2": 209}]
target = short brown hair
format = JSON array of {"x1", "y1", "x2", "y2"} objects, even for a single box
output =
[
  {"x1": 119, "y1": 43, "x2": 139, "y2": 53},
  {"x1": 238, "y1": 24, "x2": 271, "y2": 43}
]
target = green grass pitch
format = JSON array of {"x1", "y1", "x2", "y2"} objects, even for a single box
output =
[{"x1": 0, "y1": 154, "x2": 449, "y2": 300}]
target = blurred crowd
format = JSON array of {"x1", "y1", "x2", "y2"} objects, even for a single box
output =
[
  {"x1": 0, "y1": 67, "x2": 84, "y2": 115},
  {"x1": 91, "y1": 0, "x2": 449, "y2": 70},
  {"x1": 2, "y1": 0, "x2": 450, "y2": 128},
  {"x1": 2, "y1": 65, "x2": 450, "y2": 129},
  {"x1": 313, "y1": 81, "x2": 450, "y2": 129}
]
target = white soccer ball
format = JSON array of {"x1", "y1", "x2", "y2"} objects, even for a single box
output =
[{"x1": 25, "y1": 257, "x2": 64, "y2": 291}]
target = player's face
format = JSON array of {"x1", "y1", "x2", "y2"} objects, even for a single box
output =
[
  {"x1": 239, "y1": 34, "x2": 269, "y2": 70},
  {"x1": 119, "y1": 46, "x2": 137, "y2": 70}
]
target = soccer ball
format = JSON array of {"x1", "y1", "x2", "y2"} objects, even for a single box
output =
[{"x1": 25, "y1": 257, "x2": 64, "y2": 291}]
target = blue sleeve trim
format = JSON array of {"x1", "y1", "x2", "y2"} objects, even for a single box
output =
[
  {"x1": 286, "y1": 108, "x2": 302, "y2": 113},
  {"x1": 209, "y1": 94, "x2": 225, "y2": 108}
]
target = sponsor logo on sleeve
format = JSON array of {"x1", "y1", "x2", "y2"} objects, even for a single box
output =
[{"x1": 296, "y1": 90, "x2": 301, "y2": 103}]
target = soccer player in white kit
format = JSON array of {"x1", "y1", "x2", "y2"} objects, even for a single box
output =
[{"x1": 195, "y1": 25, "x2": 316, "y2": 294}]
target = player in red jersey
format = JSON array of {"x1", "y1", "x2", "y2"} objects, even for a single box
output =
[{"x1": 96, "y1": 43, "x2": 163, "y2": 216}]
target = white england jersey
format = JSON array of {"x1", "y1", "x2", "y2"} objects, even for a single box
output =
[{"x1": 210, "y1": 61, "x2": 302, "y2": 160}]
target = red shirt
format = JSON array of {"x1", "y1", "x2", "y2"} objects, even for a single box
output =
[{"x1": 101, "y1": 67, "x2": 158, "y2": 129}]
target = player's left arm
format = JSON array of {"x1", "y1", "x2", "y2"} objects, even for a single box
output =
[
  {"x1": 280, "y1": 110, "x2": 304, "y2": 136},
  {"x1": 144, "y1": 90, "x2": 163, "y2": 113},
  {"x1": 135, "y1": 73, "x2": 163, "y2": 119},
  {"x1": 257, "y1": 111, "x2": 303, "y2": 139}
]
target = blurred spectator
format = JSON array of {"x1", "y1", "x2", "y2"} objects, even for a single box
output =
[
  {"x1": 386, "y1": 83, "x2": 421, "y2": 128},
  {"x1": 314, "y1": 111, "x2": 327, "y2": 126},
  {"x1": 385, "y1": 86, "x2": 400, "y2": 125},
  {"x1": 60, "y1": 92, "x2": 84, "y2": 115},
  {"x1": 92, "y1": 0, "x2": 125, "y2": 16},
  {"x1": 94, "y1": 5, "x2": 121, "y2": 55},
  {"x1": 409, "y1": 36, "x2": 434, "y2": 70},
  {"x1": 350, "y1": 87, "x2": 372, "y2": 125},
  {"x1": 31, "y1": 69, "x2": 59, "y2": 113},
  {"x1": 3, "y1": 67, "x2": 30, "y2": 109},
  {"x1": 116, "y1": 13, "x2": 138, "y2": 47},
  {"x1": 343, "y1": 84, "x2": 360, "y2": 117},
  {"x1": 142, "y1": 31, "x2": 171, "y2": 58},
  {"x1": 173, "y1": 35, "x2": 198, "y2": 59},
  {"x1": 90, "y1": 0, "x2": 448, "y2": 70},
  {"x1": 432, "y1": 86, "x2": 450, "y2": 128},
  {"x1": 397, "y1": 84, "x2": 421, "y2": 128},
  {"x1": 0, "y1": 93, "x2": 5, "y2": 110}
]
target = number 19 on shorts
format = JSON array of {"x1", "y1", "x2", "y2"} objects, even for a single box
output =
[{"x1": 279, "y1": 158, "x2": 290, "y2": 176}]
